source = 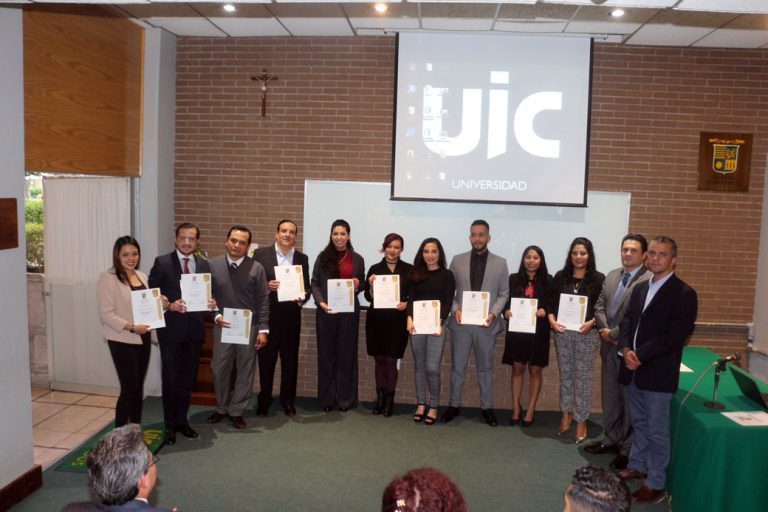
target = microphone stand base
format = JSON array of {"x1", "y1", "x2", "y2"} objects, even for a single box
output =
[{"x1": 703, "y1": 401, "x2": 725, "y2": 410}]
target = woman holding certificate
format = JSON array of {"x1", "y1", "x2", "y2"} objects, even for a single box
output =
[
  {"x1": 96, "y1": 236, "x2": 160, "y2": 427},
  {"x1": 311, "y1": 219, "x2": 366, "y2": 412},
  {"x1": 406, "y1": 238, "x2": 456, "y2": 425},
  {"x1": 548, "y1": 237, "x2": 605, "y2": 443},
  {"x1": 502, "y1": 245, "x2": 553, "y2": 427},
  {"x1": 364, "y1": 233, "x2": 412, "y2": 417}
]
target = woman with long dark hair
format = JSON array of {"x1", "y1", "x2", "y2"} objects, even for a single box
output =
[
  {"x1": 97, "y1": 236, "x2": 162, "y2": 426},
  {"x1": 548, "y1": 237, "x2": 605, "y2": 443},
  {"x1": 406, "y1": 238, "x2": 455, "y2": 425},
  {"x1": 502, "y1": 245, "x2": 553, "y2": 427},
  {"x1": 311, "y1": 219, "x2": 366, "y2": 412},
  {"x1": 364, "y1": 233, "x2": 412, "y2": 417}
]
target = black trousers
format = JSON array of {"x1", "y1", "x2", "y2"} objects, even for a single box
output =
[
  {"x1": 316, "y1": 309, "x2": 359, "y2": 409},
  {"x1": 159, "y1": 339, "x2": 201, "y2": 429},
  {"x1": 257, "y1": 319, "x2": 301, "y2": 407},
  {"x1": 108, "y1": 336, "x2": 151, "y2": 427}
]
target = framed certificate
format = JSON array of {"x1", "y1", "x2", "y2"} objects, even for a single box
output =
[
  {"x1": 131, "y1": 288, "x2": 166, "y2": 329},
  {"x1": 461, "y1": 291, "x2": 490, "y2": 325},
  {"x1": 327, "y1": 279, "x2": 355, "y2": 313},
  {"x1": 274, "y1": 265, "x2": 306, "y2": 302},
  {"x1": 372, "y1": 275, "x2": 400, "y2": 309},
  {"x1": 180, "y1": 273, "x2": 212, "y2": 312},
  {"x1": 508, "y1": 298, "x2": 538, "y2": 334},
  {"x1": 221, "y1": 308, "x2": 252, "y2": 345},
  {"x1": 557, "y1": 293, "x2": 588, "y2": 331},
  {"x1": 412, "y1": 300, "x2": 440, "y2": 335}
]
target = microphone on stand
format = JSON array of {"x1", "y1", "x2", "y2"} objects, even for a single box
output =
[
  {"x1": 716, "y1": 353, "x2": 741, "y2": 369},
  {"x1": 704, "y1": 353, "x2": 741, "y2": 409}
]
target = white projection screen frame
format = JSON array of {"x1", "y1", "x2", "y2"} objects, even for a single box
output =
[
  {"x1": 392, "y1": 32, "x2": 593, "y2": 206},
  {"x1": 303, "y1": 180, "x2": 629, "y2": 308}
]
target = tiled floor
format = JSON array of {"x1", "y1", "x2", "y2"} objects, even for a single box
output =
[{"x1": 32, "y1": 387, "x2": 116, "y2": 469}]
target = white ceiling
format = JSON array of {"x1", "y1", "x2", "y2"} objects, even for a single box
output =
[{"x1": 5, "y1": 0, "x2": 768, "y2": 48}]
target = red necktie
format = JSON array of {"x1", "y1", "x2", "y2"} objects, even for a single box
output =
[{"x1": 183, "y1": 257, "x2": 190, "y2": 274}]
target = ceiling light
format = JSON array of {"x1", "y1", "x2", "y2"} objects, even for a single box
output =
[
  {"x1": 611, "y1": 8, "x2": 625, "y2": 18},
  {"x1": 374, "y1": 3, "x2": 388, "y2": 14},
  {"x1": 223, "y1": 4, "x2": 236, "y2": 13}
]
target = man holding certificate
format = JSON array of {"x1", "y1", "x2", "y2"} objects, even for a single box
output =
[
  {"x1": 442, "y1": 220, "x2": 509, "y2": 427},
  {"x1": 148, "y1": 223, "x2": 215, "y2": 445},
  {"x1": 252, "y1": 219, "x2": 310, "y2": 417},
  {"x1": 207, "y1": 225, "x2": 270, "y2": 430}
]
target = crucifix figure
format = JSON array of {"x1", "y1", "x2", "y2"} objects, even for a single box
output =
[{"x1": 250, "y1": 69, "x2": 278, "y2": 117}]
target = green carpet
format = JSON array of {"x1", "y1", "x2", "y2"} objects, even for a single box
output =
[{"x1": 13, "y1": 397, "x2": 668, "y2": 512}]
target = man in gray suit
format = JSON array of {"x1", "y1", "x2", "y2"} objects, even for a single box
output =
[
  {"x1": 586, "y1": 234, "x2": 651, "y2": 469},
  {"x1": 206, "y1": 225, "x2": 270, "y2": 430},
  {"x1": 441, "y1": 220, "x2": 509, "y2": 426}
]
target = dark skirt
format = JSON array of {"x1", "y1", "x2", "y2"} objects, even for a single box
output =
[
  {"x1": 502, "y1": 316, "x2": 551, "y2": 367},
  {"x1": 365, "y1": 307, "x2": 409, "y2": 359}
]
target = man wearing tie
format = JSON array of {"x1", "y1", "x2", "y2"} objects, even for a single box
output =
[
  {"x1": 252, "y1": 219, "x2": 310, "y2": 417},
  {"x1": 148, "y1": 223, "x2": 214, "y2": 445},
  {"x1": 441, "y1": 220, "x2": 509, "y2": 427},
  {"x1": 207, "y1": 225, "x2": 270, "y2": 430},
  {"x1": 616, "y1": 236, "x2": 697, "y2": 504},
  {"x1": 586, "y1": 234, "x2": 651, "y2": 469}
]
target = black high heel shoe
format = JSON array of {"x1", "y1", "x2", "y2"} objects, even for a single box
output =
[
  {"x1": 509, "y1": 406, "x2": 523, "y2": 426},
  {"x1": 413, "y1": 404, "x2": 426, "y2": 422},
  {"x1": 521, "y1": 411, "x2": 535, "y2": 427},
  {"x1": 424, "y1": 408, "x2": 438, "y2": 425}
]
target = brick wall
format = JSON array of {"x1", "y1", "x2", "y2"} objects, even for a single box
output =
[{"x1": 175, "y1": 38, "x2": 767, "y2": 414}]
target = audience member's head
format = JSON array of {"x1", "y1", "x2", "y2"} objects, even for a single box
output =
[
  {"x1": 564, "y1": 466, "x2": 630, "y2": 512},
  {"x1": 86, "y1": 424, "x2": 156, "y2": 505},
  {"x1": 382, "y1": 467, "x2": 467, "y2": 512}
]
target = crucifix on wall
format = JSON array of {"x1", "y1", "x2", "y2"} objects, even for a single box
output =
[{"x1": 250, "y1": 69, "x2": 278, "y2": 117}]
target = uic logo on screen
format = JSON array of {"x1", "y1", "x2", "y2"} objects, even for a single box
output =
[{"x1": 421, "y1": 72, "x2": 562, "y2": 160}]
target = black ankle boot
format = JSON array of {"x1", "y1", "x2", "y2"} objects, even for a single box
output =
[
  {"x1": 372, "y1": 388, "x2": 385, "y2": 415},
  {"x1": 383, "y1": 389, "x2": 395, "y2": 417}
]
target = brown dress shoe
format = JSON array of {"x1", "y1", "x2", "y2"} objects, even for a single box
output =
[
  {"x1": 230, "y1": 415, "x2": 247, "y2": 429},
  {"x1": 631, "y1": 486, "x2": 666, "y2": 503},
  {"x1": 207, "y1": 411, "x2": 227, "y2": 424},
  {"x1": 617, "y1": 468, "x2": 647, "y2": 481}
]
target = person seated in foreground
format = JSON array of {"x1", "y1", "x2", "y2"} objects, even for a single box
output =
[
  {"x1": 382, "y1": 467, "x2": 467, "y2": 512},
  {"x1": 563, "y1": 465, "x2": 630, "y2": 512},
  {"x1": 62, "y1": 424, "x2": 177, "y2": 512}
]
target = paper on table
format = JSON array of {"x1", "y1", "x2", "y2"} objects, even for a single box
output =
[
  {"x1": 508, "y1": 298, "x2": 538, "y2": 334},
  {"x1": 412, "y1": 300, "x2": 440, "y2": 335},
  {"x1": 327, "y1": 279, "x2": 355, "y2": 313},
  {"x1": 274, "y1": 265, "x2": 306, "y2": 302},
  {"x1": 221, "y1": 308, "x2": 251, "y2": 345},
  {"x1": 131, "y1": 288, "x2": 166, "y2": 330},
  {"x1": 721, "y1": 411, "x2": 768, "y2": 426},
  {"x1": 461, "y1": 291, "x2": 490, "y2": 325},
  {"x1": 556, "y1": 293, "x2": 587, "y2": 331},
  {"x1": 372, "y1": 275, "x2": 400, "y2": 309},
  {"x1": 680, "y1": 363, "x2": 693, "y2": 373},
  {"x1": 180, "y1": 273, "x2": 212, "y2": 312}
]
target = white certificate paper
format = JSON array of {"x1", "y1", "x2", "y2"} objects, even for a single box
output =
[
  {"x1": 557, "y1": 293, "x2": 588, "y2": 331},
  {"x1": 413, "y1": 300, "x2": 440, "y2": 335},
  {"x1": 508, "y1": 298, "x2": 538, "y2": 334},
  {"x1": 274, "y1": 265, "x2": 306, "y2": 302},
  {"x1": 221, "y1": 308, "x2": 251, "y2": 345},
  {"x1": 131, "y1": 288, "x2": 166, "y2": 330},
  {"x1": 327, "y1": 279, "x2": 355, "y2": 313},
  {"x1": 372, "y1": 275, "x2": 400, "y2": 309},
  {"x1": 461, "y1": 291, "x2": 490, "y2": 326},
  {"x1": 180, "y1": 273, "x2": 212, "y2": 312},
  {"x1": 721, "y1": 411, "x2": 768, "y2": 427}
]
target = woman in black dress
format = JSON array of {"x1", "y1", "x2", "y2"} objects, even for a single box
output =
[
  {"x1": 502, "y1": 245, "x2": 553, "y2": 427},
  {"x1": 364, "y1": 233, "x2": 412, "y2": 417}
]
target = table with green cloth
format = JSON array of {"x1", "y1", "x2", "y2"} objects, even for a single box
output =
[{"x1": 667, "y1": 346, "x2": 768, "y2": 512}]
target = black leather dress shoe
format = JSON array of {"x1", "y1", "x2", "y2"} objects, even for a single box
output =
[
  {"x1": 255, "y1": 403, "x2": 270, "y2": 416},
  {"x1": 164, "y1": 429, "x2": 176, "y2": 445},
  {"x1": 481, "y1": 409, "x2": 498, "y2": 427},
  {"x1": 609, "y1": 454, "x2": 629, "y2": 470},
  {"x1": 177, "y1": 425, "x2": 198, "y2": 439},
  {"x1": 283, "y1": 404, "x2": 297, "y2": 416},
  {"x1": 583, "y1": 441, "x2": 619, "y2": 455},
  {"x1": 230, "y1": 416, "x2": 247, "y2": 429},
  {"x1": 207, "y1": 411, "x2": 227, "y2": 424},
  {"x1": 441, "y1": 406, "x2": 461, "y2": 423}
]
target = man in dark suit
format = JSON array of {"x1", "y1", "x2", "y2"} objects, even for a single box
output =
[
  {"x1": 207, "y1": 225, "x2": 270, "y2": 430},
  {"x1": 252, "y1": 219, "x2": 310, "y2": 417},
  {"x1": 61, "y1": 424, "x2": 176, "y2": 512},
  {"x1": 616, "y1": 236, "x2": 698, "y2": 504},
  {"x1": 148, "y1": 223, "x2": 214, "y2": 445},
  {"x1": 586, "y1": 234, "x2": 652, "y2": 469}
]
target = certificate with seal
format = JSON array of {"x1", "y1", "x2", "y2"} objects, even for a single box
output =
[
  {"x1": 412, "y1": 300, "x2": 440, "y2": 335},
  {"x1": 508, "y1": 298, "x2": 538, "y2": 334},
  {"x1": 131, "y1": 288, "x2": 166, "y2": 329},
  {"x1": 180, "y1": 273, "x2": 212, "y2": 312},
  {"x1": 372, "y1": 275, "x2": 400, "y2": 309},
  {"x1": 221, "y1": 308, "x2": 251, "y2": 345},
  {"x1": 557, "y1": 293, "x2": 588, "y2": 331},
  {"x1": 274, "y1": 265, "x2": 306, "y2": 302},
  {"x1": 327, "y1": 279, "x2": 355, "y2": 313},
  {"x1": 461, "y1": 291, "x2": 490, "y2": 325}
]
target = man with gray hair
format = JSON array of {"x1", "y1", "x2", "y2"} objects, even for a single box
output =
[{"x1": 62, "y1": 424, "x2": 176, "y2": 511}]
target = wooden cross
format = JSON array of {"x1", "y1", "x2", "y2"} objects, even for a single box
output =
[{"x1": 250, "y1": 69, "x2": 278, "y2": 117}]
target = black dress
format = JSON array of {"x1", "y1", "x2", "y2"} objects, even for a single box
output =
[
  {"x1": 502, "y1": 273, "x2": 553, "y2": 367},
  {"x1": 364, "y1": 258, "x2": 413, "y2": 359}
]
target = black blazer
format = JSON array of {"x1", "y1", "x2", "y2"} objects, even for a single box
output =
[
  {"x1": 618, "y1": 273, "x2": 698, "y2": 393},
  {"x1": 252, "y1": 245, "x2": 311, "y2": 322},
  {"x1": 148, "y1": 251, "x2": 211, "y2": 344}
]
